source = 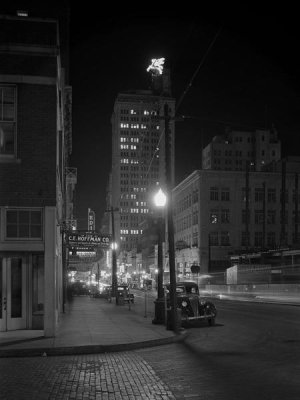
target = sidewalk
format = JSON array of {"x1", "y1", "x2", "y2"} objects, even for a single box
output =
[{"x1": 0, "y1": 295, "x2": 186, "y2": 358}]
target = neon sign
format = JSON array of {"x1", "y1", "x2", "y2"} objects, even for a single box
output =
[{"x1": 146, "y1": 58, "x2": 165, "y2": 76}]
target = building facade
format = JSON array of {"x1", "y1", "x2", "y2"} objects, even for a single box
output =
[
  {"x1": 110, "y1": 79, "x2": 175, "y2": 266},
  {"x1": 0, "y1": 14, "x2": 72, "y2": 335},
  {"x1": 202, "y1": 128, "x2": 281, "y2": 172},
  {"x1": 173, "y1": 160, "x2": 300, "y2": 277}
]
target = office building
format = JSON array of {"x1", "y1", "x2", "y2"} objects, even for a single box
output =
[
  {"x1": 110, "y1": 70, "x2": 175, "y2": 265},
  {"x1": 173, "y1": 157, "x2": 300, "y2": 277},
  {"x1": 202, "y1": 127, "x2": 281, "y2": 171}
]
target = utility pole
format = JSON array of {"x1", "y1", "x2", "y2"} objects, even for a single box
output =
[
  {"x1": 295, "y1": 173, "x2": 299, "y2": 245},
  {"x1": 164, "y1": 103, "x2": 178, "y2": 333},
  {"x1": 152, "y1": 199, "x2": 165, "y2": 324},
  {"x1": 107, "y1": 207, "x2": 119, "y2": 298},
  {"x1": 245, "y1": 161, "x2": 250, "y2": 251}
]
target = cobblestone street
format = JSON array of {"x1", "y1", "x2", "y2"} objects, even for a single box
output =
[{"x1": 0, "y1": 352, "x2": 176, "y2": 400}]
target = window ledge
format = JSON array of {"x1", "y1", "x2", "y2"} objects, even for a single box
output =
[{"x1": 0, "y1": 157, "x2": 21, "y2": 164}]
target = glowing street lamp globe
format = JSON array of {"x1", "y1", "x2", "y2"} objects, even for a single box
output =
[
  {"x1": 154, "y1": 188, "x2": 167, "y2": 208},
  {"x1": 111, "y1": 242, "x2": 118, "y2": 250}
]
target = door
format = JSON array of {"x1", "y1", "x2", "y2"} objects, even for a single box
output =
[{"x1": 0, "y1": 257, "x2": 27, "y2": 331}]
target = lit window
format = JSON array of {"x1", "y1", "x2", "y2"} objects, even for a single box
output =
[{"x1": 210, "y1": 210, "x2": 218, "y2": 224}]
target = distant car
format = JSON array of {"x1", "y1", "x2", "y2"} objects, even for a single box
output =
[
  {"x1": 105, "y1": 284, "x2": 134, "y2": 304},
  {"x1": 71, "y1": 281, "x2": 90, "y2": 296},
  {"x1": 116, "y1": 284, "x2": 134, "y2": 304},
  {"x1": 165, "y1": 281, "x2": 217, "y2": 327},
  {"x1": 104, "y1": 285, "x2": 112, "y2": 301}
]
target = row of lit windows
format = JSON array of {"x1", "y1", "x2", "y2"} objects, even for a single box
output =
[
  {"x1": 120, "y1": 123, "x2": 159, "y2": 130},
  {"x1": 120, "y1": 123, "x2": 160, "y2": 129},
  {"x1": 120, "y1": 144, "x2": 137, "y2": 150},
  {"x1": 120, "y1": 229, "x2": 141, "y2": 235},
  {"x1": 120, "y1": 109, "x2": 158, "y2": 116},
  {"x1": 120, "y1": 159, "x2": 139, "y2": 164},
  {"x1": 120, "y1": 137, "x2": 139, "y2": 143},
  {"x1": 120, "y1": 208, "x2": 149, "y2": 214}
]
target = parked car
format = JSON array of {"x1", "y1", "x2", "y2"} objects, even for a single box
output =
[{"x1": 165, "y1": 281, "x2": 217, "y2": 327}]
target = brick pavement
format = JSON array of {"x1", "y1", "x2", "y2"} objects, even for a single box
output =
[{"x1": 0, "y1": 352, "x2": 177, "y2": 400}]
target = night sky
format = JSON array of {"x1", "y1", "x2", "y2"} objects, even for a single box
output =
[
  {"x1": 69, "y1": 11, "x2": 300, "y2": 230},
  {"x1": 2, "y1": 4, "x2": 300, "y2": 230}
]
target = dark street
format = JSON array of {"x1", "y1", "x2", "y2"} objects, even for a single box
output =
[{"x1": 1, "y1": 297, "x2": 299, "y2": 399}]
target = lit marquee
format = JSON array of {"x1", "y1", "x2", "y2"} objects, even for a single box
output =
[{"x1": 146, "y1": 58, "x2": 165, "y2": 76}]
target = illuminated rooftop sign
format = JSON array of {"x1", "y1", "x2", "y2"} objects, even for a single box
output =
[{"x1": 147, "y1": 58, "x2": 165, "y2": 76}]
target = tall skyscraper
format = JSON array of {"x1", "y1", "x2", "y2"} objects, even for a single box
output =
[{"x1": 110, "y1": 67, "x2": 175, "y2": 260}]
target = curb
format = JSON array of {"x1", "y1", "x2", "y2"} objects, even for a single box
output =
[{"x1": 0, "y1": 331, "x2": 188, "y2": 358}]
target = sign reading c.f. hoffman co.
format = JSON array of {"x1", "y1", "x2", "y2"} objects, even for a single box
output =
[{"x1": 67, "y1": 232, "x2": 111, "y2": 247}]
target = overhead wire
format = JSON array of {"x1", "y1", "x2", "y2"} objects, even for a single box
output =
[{"x1": 144, "y1": 26, "x2": 223, "y2": 178}]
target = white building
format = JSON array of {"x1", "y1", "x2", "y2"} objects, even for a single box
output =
[
  {"x1": 173, "y1": 159, "x2": 300, "y2": 276},
  {"x1": 202, "y1": 128, "x2": 281, "y2": 172}
]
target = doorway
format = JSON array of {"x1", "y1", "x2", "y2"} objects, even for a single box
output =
[{"x1": 0, "y1": 257, "x2": 27, "y2": 331}]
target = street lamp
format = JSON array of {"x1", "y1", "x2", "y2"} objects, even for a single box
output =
[
  {"x1": 152, "y1": 188, "x2": 166, "y2": 324},
  {"x1": 107, "y1": 207, "x2": 119, "y2": 301}
]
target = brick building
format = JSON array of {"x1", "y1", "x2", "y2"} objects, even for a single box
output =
[{"x1": 0, "y1": 13, "x2": 72, "y2": 336}]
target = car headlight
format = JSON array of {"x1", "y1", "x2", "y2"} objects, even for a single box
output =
[{"x1": 182, "y1": 301, "x2": 188, "y2": 307}]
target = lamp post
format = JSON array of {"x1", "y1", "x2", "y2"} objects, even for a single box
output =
[{"x1": 152, "y1": 188, "x2": 166, "y2": 324}]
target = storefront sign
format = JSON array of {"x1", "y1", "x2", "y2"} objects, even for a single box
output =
[{"x1": 67, "y1": 232, "x2": 111, "y2": 247}]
